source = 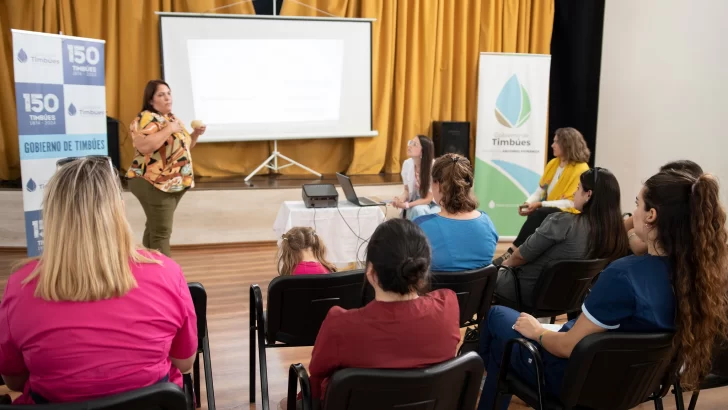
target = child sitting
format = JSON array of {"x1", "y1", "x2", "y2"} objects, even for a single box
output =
[{"x1": 277, "y1": 227, "x2": 337, "y2": 276}]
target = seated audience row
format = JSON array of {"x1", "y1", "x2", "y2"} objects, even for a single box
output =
[
  {"x1": 2, "y1": 151, "x2": 726, "y2": 410},
  {"x1": 477, "y1": 168, "x2": 728, "y2": 409}
]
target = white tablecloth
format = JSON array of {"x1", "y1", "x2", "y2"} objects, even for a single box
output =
[{"x1": 273, "y1": 201, "x2": 386, "y2": 266}]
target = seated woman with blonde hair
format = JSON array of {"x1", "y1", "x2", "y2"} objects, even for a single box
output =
[{"x1": 0, "y1": 157, "x2": 197, "y2": 404}]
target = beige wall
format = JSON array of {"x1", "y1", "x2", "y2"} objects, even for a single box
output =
[{"x1": 595, "y1": 0, "x2": 728, "y2": 212}]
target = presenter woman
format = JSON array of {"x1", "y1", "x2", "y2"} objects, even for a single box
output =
[
  {"x1": 493, "y1": 127, "x2": 590, "y2": 265},
  {"x1": 127, "y1": 80, "x2": 206, "y2": 257},
  {"x1": 392, "y1": 135, "x2": 440, "y2": 220}
]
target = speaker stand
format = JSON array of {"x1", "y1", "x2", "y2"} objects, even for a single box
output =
[{"x1": 244, "y1": 140, "x2": 322, "y2": 182}]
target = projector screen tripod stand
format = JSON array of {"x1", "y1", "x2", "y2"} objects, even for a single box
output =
[{"x1": 245, "y1": 140, "x2": 322, "y2": 182}]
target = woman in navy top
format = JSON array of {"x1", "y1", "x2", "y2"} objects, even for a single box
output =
[
  {"x1": 415, "y1": 153, "x2": 498, "y2": 272},
  {"x1": 477, "y1": 168, "x2": 728, "y2": 410}
]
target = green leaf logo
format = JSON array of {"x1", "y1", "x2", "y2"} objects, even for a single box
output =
[{"x1": 495, "y1": 74, "x2": 531, "y2": 128}]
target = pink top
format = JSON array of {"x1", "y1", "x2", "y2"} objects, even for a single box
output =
[
  {"x1": 292, "y1": 261, "x2": 330, "y2": 275},
  {"x1": 0, "y1": 252, "x2": 197, "y2": 404}
]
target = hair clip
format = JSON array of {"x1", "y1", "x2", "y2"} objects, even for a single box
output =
[
  {"x1": 281, "y1": 235, "x2": 288, "y2": 241},
  {"x1": 451, "y1": 156, "x2": 459, "y2": 163}
]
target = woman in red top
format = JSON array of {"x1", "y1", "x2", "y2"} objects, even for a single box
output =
[{"x1": 285, "y1": 218, "x2": 461, "y2": 409}]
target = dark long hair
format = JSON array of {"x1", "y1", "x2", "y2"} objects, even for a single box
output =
[
  {"x1": 431, "y1": 153, "x2": 478, "y2": 214},
  {"x1": 659, "y1": 160, "x2": 703, "y2": 176},
  {"x1": 642, "y1": 170, "x2": 728, "y2": 388},
  {"x1": 365, "y1": 219, "x2": 431, "y2": 295},
  {"x1": 141, "y1": 80, "x2": 170, "y2": 114},
  {"x1": 417, "y1": 135, "x2": 434, "y2": 198},
  {"x1": 579, "y1": 168, "x2": 629, "y2": 261}
]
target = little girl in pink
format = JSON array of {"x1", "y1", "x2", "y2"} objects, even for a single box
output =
[{"x1": 277, "y1": 227, "x2": 337, "y2": 276}]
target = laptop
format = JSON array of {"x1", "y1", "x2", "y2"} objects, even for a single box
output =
[{"x1": 336, "y1": 173, "x2": 386, "y2": 207}]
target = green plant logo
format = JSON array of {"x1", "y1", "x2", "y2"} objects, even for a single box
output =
[{"x1": 495, "y1": 74, "x2": 531, "y2": 128}]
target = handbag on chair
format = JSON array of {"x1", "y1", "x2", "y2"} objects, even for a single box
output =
[{"x1": 458, "y1": 326, "x2": 480, "y2": 356}]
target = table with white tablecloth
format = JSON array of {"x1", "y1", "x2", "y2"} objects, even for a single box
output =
[{"x1": 273, "y1": 201, "x2": 387, "y2": 266}]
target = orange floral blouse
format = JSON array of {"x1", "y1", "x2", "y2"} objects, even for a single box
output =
[{"x1": 126, "y1": 111, "x2": 194, "y2": 193}]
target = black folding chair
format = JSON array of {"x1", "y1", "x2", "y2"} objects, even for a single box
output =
[
  {"x1": 362, "y1": 265, "x2": 498, "y2": 355},
  {"x1": 500, "y1": 259, "x2": 609, "y2": 323},
  {"x1": 494, "y1": 332, "x2": 676, "y2": 410},
  {"x1": 287, "y1": 352, "x2": 485, "y2": 410},
  {"x1": 187, "y1": 283, "x2": 215, "y2": 410},
  {"x1": 0, "y1": 382, "x2": 188, "y2": 410},
  {"x1": 249, "y1": 270, "x2": 366, "y2": 410},
  {"x1": 674, "y1": 341, "x2": 728, "y2": 410},
  {"x1": 362, "y1": 265, "x2": 498, "y2": 327}
]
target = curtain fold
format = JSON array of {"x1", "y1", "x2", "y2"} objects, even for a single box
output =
[{"x1": 0, "y1": 0, "x2": 553, "y2": 180}]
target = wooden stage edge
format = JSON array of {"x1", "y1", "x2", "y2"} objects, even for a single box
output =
[
  {"x1": 0, "y1": 172, "x2": 404, "y2": 192},
  {"x1": 0, "y1": 174, "x2": 405, "y2": 248}
]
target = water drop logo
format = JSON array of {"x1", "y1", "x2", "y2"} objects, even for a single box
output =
[
  {"x1": 17, "y1": 48, "x2": 28, "y2": 63},
  {"x1": 68, "y1": 103, "x2": 77, "y2": 116},
  {"x1": 495, "y1": 74, "x2": 531, "y2": 128},
  {"x1": 26, "y1": 178, "x2": 37, "y2": 192},
  {"x1": 488, "y1": 200, "x2": 495, "y2": 209}
]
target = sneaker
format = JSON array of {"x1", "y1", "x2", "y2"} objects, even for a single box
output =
[{"x1": 492, "y1": 249, "x2": 513, "y2": 266}]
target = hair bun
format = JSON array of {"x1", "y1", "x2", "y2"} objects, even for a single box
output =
[{"x1": 398, "y1": 256, "x2": 429, "y2": 286}]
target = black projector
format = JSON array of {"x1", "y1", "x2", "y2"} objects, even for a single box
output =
[{"x1": 302, "y1": 184, "x2": 338, "y2": 208}]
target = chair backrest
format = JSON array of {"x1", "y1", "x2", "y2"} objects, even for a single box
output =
[
  {"x1": 188, "y1": 282, "x2": 207, "y2": 344},
  {"x1": 711, "y1": 341, "x2": 728, "y2": 378},
  {"x1": 266, "y1": 269, "x2": 366, "y2": 345},
  {"x1": 530, "y1": 259, "x2": 609, "y2": 317},
  {"x1": 430, "y1": 265, "x2": 498, "y2": 326},
  {"x1": 323, "y1": 352, "x2": 484, "y2": 410},
  {"x1": 0, "y1": 382, "x2": 187, "y2": 410},
  {"x1": 361, "y1": 265, "x2": 498, "y2": 327},
  {"x1": 560, "y1": 332, "x2": 675, "y2": 410}
]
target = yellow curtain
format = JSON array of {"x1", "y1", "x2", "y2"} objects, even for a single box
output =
[{"x1": 0, "y1": 0, "x2": 553, "y2": 181}]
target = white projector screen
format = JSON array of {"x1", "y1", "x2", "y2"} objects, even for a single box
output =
[{"x1": 158, "y1": 13, "x2": 375, "y2": 142}]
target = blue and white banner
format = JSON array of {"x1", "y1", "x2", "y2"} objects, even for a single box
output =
[
  {"x1": 12, "y1": 30, "x2": 107, "y2": 256},
  {"x1": 474, "y1": 53, "x2": 551, "y2": 239}
]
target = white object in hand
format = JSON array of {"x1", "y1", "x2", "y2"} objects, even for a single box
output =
[{"x1": 191, "y1": 120, "x2": 204, "y2": 129}]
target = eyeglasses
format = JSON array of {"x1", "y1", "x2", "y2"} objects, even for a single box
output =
[{"x1": 407, "y1": 139, "x2": 418, "y2": 147}]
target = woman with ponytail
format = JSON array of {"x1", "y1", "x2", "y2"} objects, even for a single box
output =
[
  {"x1": 416, "y1": 153, "x2": 499, "y2": 271},
  {"x1": 476, "y1": 167, "x2": 728, "y2": 410},
  {"x1": 283, "y1": 219, "x2": 460, "y2": 409}
]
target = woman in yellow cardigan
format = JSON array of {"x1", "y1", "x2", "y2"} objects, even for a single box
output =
[{"x1": 493, "y1": 128, "x2": 591, "y2": 265}]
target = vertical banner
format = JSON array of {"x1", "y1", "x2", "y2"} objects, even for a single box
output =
[
  {"x1": 12, "y1": 30, "x2": 107, "y2": 256},
  {"x1": 474, "y1": 53, "x2": 551, "y2": 238}
]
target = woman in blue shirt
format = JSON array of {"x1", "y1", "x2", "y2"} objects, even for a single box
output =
[
  {"x1": 415, "y1": 153, "x2": 498, "y2": 272},
  {"x1": 477, "y1": 168, "x2": 728, "y2": 410}
]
